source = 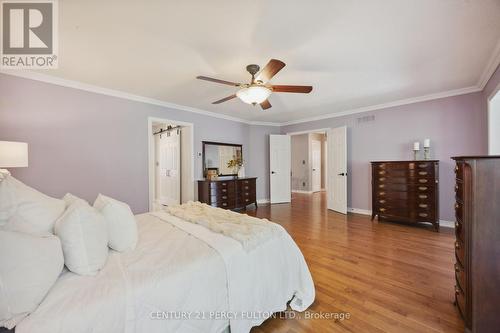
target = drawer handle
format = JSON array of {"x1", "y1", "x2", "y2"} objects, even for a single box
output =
[
  {"x1": 378, "y1": 177, "x2": 386, "y2": 182},
  {"x1": 419, "y1": 204, "x2": 428, "y2": 208},
  {"x1": 418, "y1": 179, "x2": 428, "y2": 183},
  {"x1": 245, "y1": 192, "x2": 249, "y2": 196},
  {"x1": 455, "y1": 221, "x2": 459, "y2": 228},
  {"x1": 455, "y1": 241, "x2": 460, "y2": 250},
  {"x1": 455, "y1": 165, "x2": 459, "y2": 173},
  {"x1": 455, "y1": 185, "x2": 459, "y2": 192},
  {"x1": 418, "y1": 163, "x2": 428, "y2": 168},
  {"x1": 244, "y1": 181, "x2": 249, "y2": 184},
  {"x1": 222, "y1": 196, "x2": 227, "y2": 199},
  {"x1": 418, "y1": 186, "x2": 428, "y2": 191},
  {"x1": 418, "y1": 171, "x2": 428, "y2": 176},
  {"x1": 245, "y1": 199, "x2": 249, "y2": 202},
  {"x1": 379, "y1": 164, "x2": 385, "y2": 169},
  {"x1": 419, "y1": 213, "x2": 428, "y2": 217},
  {"x1": 379, "y1": 184, "x2": 385, "y2": 188},
  {"x1": 245, "y1": 186, "x2": 249, "y2": 190},
  {"x1": 455, "y1": 203, "x2": 459, "y2": 209},
  {"x1": 454, "y1": 264, "x2": 460, "y2": 273},
  {"x1": 419, "y1": 194, "x2": 428, "y2": 199},
  {"x1": 455, "y1": 286, "x2": 460, "y2": 295},
  {"x1": 379, "y1": 200, "x2": 386, "y2": 204},
  {"x1": 380, "y1": 208, "x2": 386, "y2": 212},
  {"x1": 222, "y1": 203, "x2": 227, "y2": 206},
  {"x1": 222, "y1": 189, "x2": 227, "y2": 192},
  {"x1": 379, "y1": 192, "x2": 386, "y2": 196},
  {"x1": 379, "y1": 171, "x2": 386, "y2": 175},
  {"x1": 222, "y1": 183, "x2": 227, "y2": 186}
]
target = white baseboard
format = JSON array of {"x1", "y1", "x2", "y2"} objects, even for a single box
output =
[
  {"x1": 347, "y1": 207, "x2": 455, "y2": 228},
  {"x1": 257, "y1": 198, "x2": 270, "y2": 204},
  {"x1": 291, "y1": 190, "x2": 313, "y2": 194}
]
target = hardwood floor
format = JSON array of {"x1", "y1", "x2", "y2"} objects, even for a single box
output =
[{"x1": 246, "y1": 192, "x2": 463, "y2": 333}]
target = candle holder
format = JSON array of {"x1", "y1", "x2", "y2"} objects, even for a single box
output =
[{"x1": 424, "y1": 147, "x2": 430, "y2": 160}]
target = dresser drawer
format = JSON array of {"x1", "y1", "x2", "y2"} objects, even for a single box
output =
[
  {"x1": 238, "y1": 195, "x2": 256, "y2": 206},
  {"x1": 455, "y1": 219, "x2": 464, "y2": 241},
  {"x1": 377, "y1": 168, "x2": 436, "y2": 178},
  {"x1": 210, "y1": 181, "x2": 235, "y2": 190},
  {"x1": 455, "y1": 262, "x2": 466, "y2": 293},
  {"x1": 455, "y1": 201, "x2": 463, "y2": 222},
  {"x1": 455, "y1": 282, "x2": 466, "y2": 320},
  {"x1": 209, "y1": 199, "x2": 236, "y2": 209},
  {"x1": 455, "y1": 180, "x2": 464, "y2": 202},
  {"x1": 375, "y1": 183, "x2": 436, "y2": 193},
  {"x1": 455, "y1": 162, "x2": 464, "y2": 181},
  {"x1": 414, "y1": 210, "x2": 436, "y2": 221},
  {"x1": 455, "y1": 239, "x2": 465, "y2": 266}
]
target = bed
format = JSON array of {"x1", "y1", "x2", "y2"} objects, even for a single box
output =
[{"x1": 13, "y1": 209, "x2": 315, "y2": 333}]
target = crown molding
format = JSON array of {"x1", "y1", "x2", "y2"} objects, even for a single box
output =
[
  {"x1": 478, "y1": 39, "x2": 500, "y2": 90},
  {"x1": 0, "y1": 70, "x2": 282, "y2": 127},
  {"x1": 280, "y1": 85, "x2": 481, "y2": 126}
]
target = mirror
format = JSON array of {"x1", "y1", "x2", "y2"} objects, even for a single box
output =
[{"x1": 202, "y1": 141, "x2": 243, "y2": 177}]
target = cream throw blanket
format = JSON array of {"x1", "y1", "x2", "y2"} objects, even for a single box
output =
[{"x1": 164, "y1": 201, "x2": 281, "y2": 251}]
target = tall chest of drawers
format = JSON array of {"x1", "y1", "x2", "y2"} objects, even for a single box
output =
[
  {"x1": 452, "y1": 156, "x2": 500, "y2": 333},
  {"x1": 371, "y1": 160, "x2": 439, "y2": 231},
  {"x1": 197, "y1": 177, "x2": 257, "y2": 210}
]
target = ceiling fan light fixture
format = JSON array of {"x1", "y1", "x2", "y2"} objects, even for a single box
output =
[{"x1": 236, "y1": 85, "x2": 272, "y2": 105}]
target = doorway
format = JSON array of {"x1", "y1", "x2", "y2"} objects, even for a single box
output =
[
  {"x1": 289, "y1": 131, "x2": 327, "y2": 194},
  {"x1": 148, "y1": 117, "x2": 194, "y2": 211}
]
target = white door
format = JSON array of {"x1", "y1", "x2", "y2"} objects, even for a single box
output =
[
  {"x1": 158, "y1": 130, "x2": 180, "y2": 206},
  {"x1": 327, "y1": 126, "x2": 347, "y2": 214},
  {"x1": 311, "y1": 139, "x2": 322, "y2": 192},
  {"x1": 270, "y1": 134, "x2": 291, "y2": 204}
]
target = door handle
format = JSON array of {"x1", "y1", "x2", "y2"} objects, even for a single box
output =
[
  {"x1": 271, "y1": 171, "x2": 276, "y2": 174},
  {"x1": 338, "y1": 172, "x2": 347, "y2": 176},
  {"x1": 313, "y1": 168, "x2": 316, "y2": 171}
]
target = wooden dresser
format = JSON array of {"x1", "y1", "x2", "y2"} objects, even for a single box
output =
[
  {"x1": 371, "y1": 160, "x2": 440, "y2": 231},
  {"x1": 452, "y1": 156, "x2": 500, "y2": 333},
  {"x1": 198, "y1": 177, "x2": 257, "y2": 210}
]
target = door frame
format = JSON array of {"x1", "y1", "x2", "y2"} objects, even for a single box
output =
[
  {"x1": 148, "y1": 117, "x2": 194, "y2": 212},
  {"x1": 310, "y1": 138, "x2": 322, "y2": 192},
  {"x1": 287, "y1": 128, "x2": 329, "y2": 194}
]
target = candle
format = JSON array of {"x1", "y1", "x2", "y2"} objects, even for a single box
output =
[
  {"x1": 424, "y1": 139, "x2": 430, "y2": 148},
  {"x1": 413, "y1": 142, "x2": 420, "y2": 151}
]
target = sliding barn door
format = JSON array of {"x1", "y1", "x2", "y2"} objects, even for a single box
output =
[
  {"x1": 158, "y1": 130, "x2": 181, "y2": 206},
  {"x1": 270, "y1": 134, "x2": 291, "y2": 204},
  {"x1": 327, "y1": 126, "x2": 347, "y2": 214}
]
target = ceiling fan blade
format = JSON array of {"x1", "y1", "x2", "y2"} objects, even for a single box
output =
[
  {"x1": 272, "y1": 85, "x2": 313, "y2": 93},
  {"x1": 255, "y1": 59, "x2": 286, "y2": 83},
  {"x1": 260, "y1": 99, "x2": 272, "y2": 110},
  {"x1": 197, "y1": 76, "x2": 241, "y2": 87},
  {"x1": 212, "y1": 94, "x2": 237, "y2": 104}
]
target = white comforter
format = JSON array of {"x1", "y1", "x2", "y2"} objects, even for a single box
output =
[{"x1": 16, "y1": 212, "x2": 315, "y2": 333}]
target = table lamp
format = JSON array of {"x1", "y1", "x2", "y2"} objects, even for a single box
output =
[{"x1": 0, "y1": 141, "x2": 28, "y2": 179}]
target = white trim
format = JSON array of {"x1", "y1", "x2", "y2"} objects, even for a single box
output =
[
  {"x1": 487, "y1": 86, "x2": 500, "y2": 154},
  {"x1": 347, "y1": 207, "x2": 455, "y2": 228},
  {"x1": 257, "y1": 198, "x2": 270, "y2": 204},
  {"x1": 439, "y1": 220, "x2": 455, "y2": 228},
  {"x1": 0, "y1": 70, "x2": 281, "y2": 127},
  {"x1": 347, "y1": 207, "x2": 372, "y2": 215},
  {"x1": 281, "y1": 86, "x2": 481, "y2": 126},
  {"x1": 286, "y1": 128, "x2": 329, "y2": 136},
  {"x1": 291, "y1": 190, "x2": 313, "y2": 194},
  {"x1": 148, "y1": 117, "x2": 195, "y2": 212},
  {"x1": 478, "y1": 39, "x2": 500, "y2": 90}
]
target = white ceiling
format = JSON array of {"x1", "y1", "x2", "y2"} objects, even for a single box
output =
[{"x1": 30, "y1": 0, "x2": 500, "y2": 123}]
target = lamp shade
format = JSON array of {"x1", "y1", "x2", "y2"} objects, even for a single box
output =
[
  {"x1": 236, "y1": 85, "x2": 272, "y2": 105},
  {"x1": 0, "y1": 141, "x2": 28, "y2": 167}
]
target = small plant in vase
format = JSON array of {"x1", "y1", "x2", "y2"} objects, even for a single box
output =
[{"x1": 227, "y1": 156, "x2": 243, "y2": 178}]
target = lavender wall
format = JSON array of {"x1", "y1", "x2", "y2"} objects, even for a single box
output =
[
  {"x1": 0, "y1": 73, "x2": 274, "y2": 213},
  {"x1": 281, "y1": 92, "x2": 486, "y2": 222}
]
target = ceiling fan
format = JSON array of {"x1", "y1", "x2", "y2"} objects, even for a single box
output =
[{"x1": 196, "y1": 59, "x2": 313, "y2": 110}]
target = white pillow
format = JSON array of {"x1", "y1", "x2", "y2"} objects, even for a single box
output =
[
  {"x1": 94, "y1": 194, "x2": 138, "y2": 252},
  {"x1": 62, "y1": 193, "x2": 87, "y2": 207},
  {"x1": 0, "y1": 230, "x2": 64, "y2": 329},
  {"x1": 54, "y1": 201, "x2": 108, "y2": 275},
  {"x1": 0, "y1": 175, "x2": 65, "y2": 235}
]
